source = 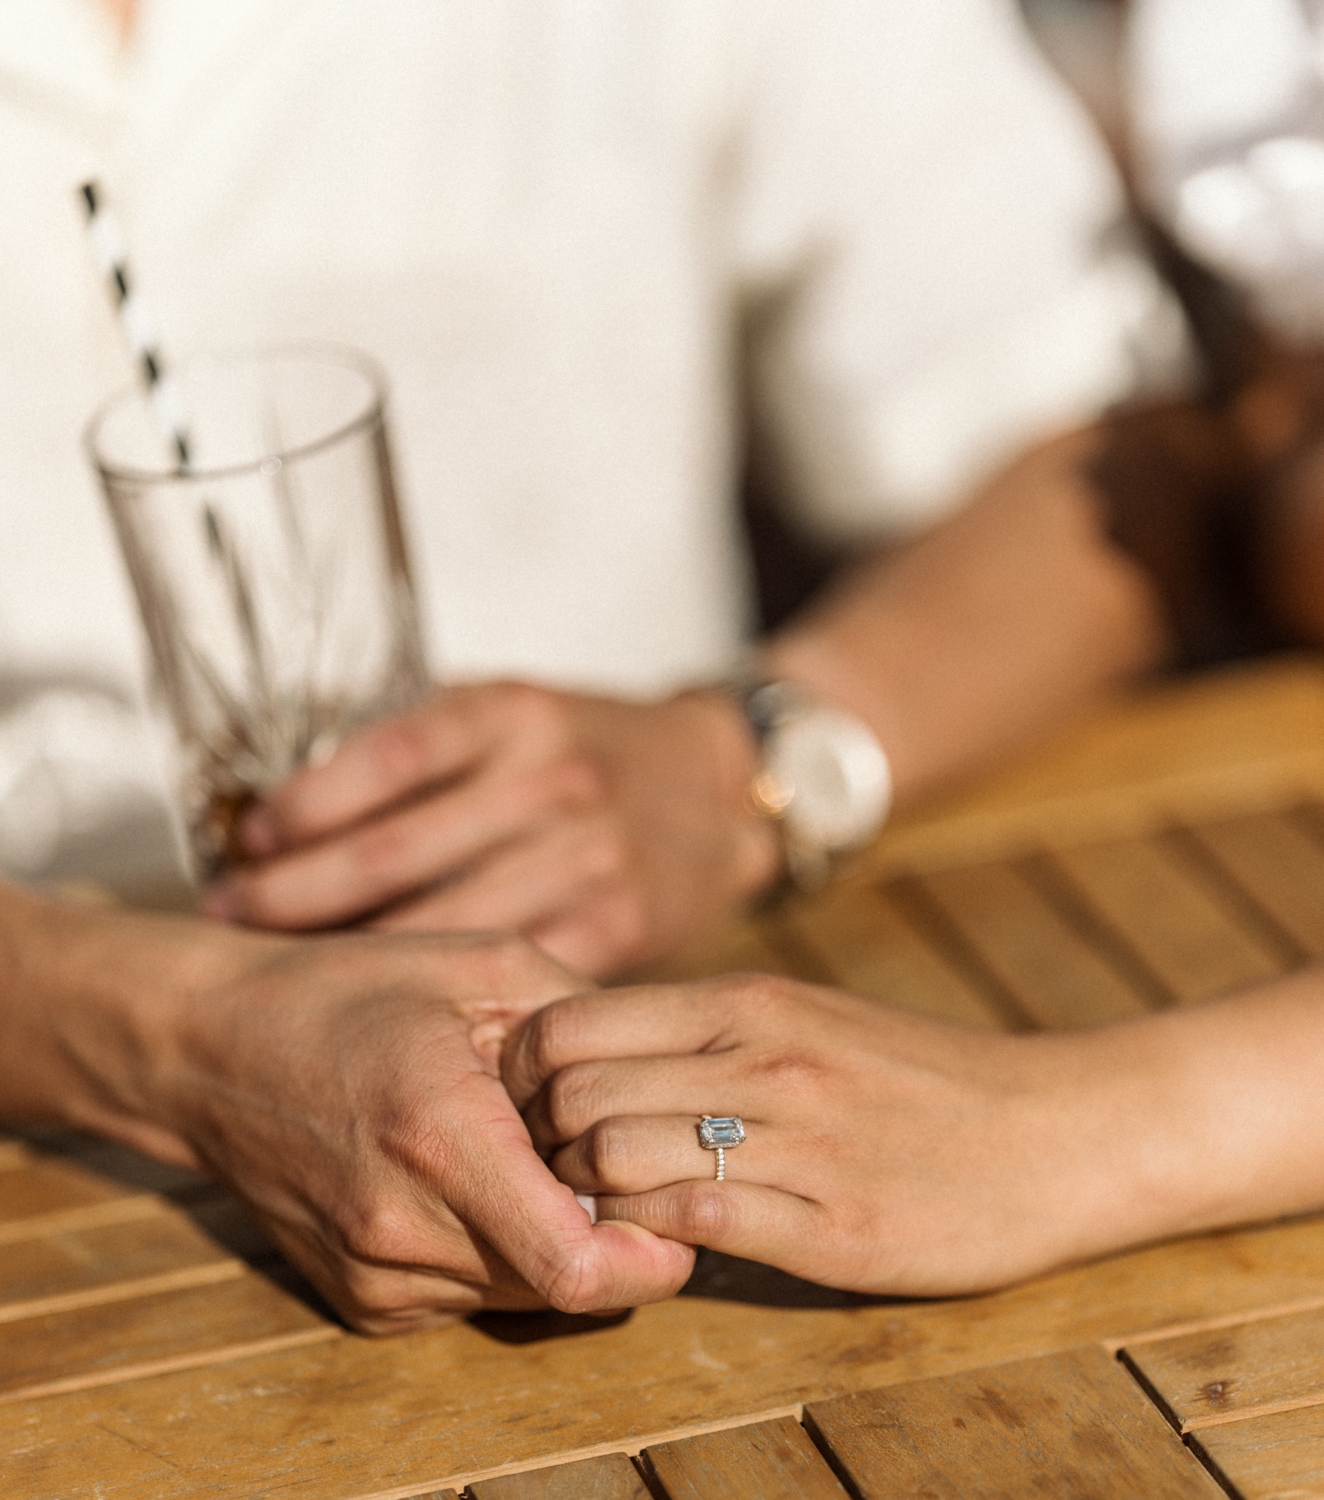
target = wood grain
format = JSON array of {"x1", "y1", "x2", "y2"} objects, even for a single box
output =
[
  {"x1": 1124, "y1": 1308, "x2": 1324, "y2": 1430},
  {"x1": 861, "y1": 657, "x2": 1324, "y2": 879},
  {"x1": 7, "y1": 1214, "x2": 1324, "y2": 1499},
  {"x1": 0, "y1": 1159, "x2": 150, "y2": 1228},
  {"x1": 1189, "y1": 808, "x2": 1324, "y2": 959},
  {"x1": 1189, "y1": 1403, "x2": 1324, "y2": 1500},
  {"x1": 652, "y1": 660, "x2": 1324, "y2": 984},
  {"x1": 0, "y1": 1210, "x2": 235, "y2": 1314},
  {"x1": 0, "y1": 1142, "x2": 30, "y2": 1172},
  {"x1": 0, "y1": 1258, "x2": 244, "y2": 1329},
  {"x1": 0, "y1": 1271, "x2": 335, "y2": 1402},
  {"x1": 805, "y1": 1345, "x2": 1224, "y2": 1498},
  {"x1": 639, "y1": 1414, "x2": 847, "y2": 1499},
  {"x1": 914, "y1": 861, "x2": 1152, "y2": 1028},
  {"x1": 469, "y1": 1453, "x2": 648, "y2": 1499},
  {"x1": 779, "y1": 881, "x2": 1008, "y2": 1029},
  {"x1": 639, "y1": 916, "x2": 795, "y2": 986},
  {"x1": 5, "y1": 1125, "x2": 215, "y2": 1198},
  {"x1": 8, "y1": 661, "x2": 1324, "y2": 1498},
  {"x1": 1052, "y1": 836, "x2": 1285, "y2": 1004}
]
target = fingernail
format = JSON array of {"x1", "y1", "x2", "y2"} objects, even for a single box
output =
[
  {"x1": 200, "y1": 885, "x2": 238, "y2": 922},
  {"x1": 575, "y1": 1193, "x2": 599, "y2": 1225},
  {"x1": 238, "y1": 805, "x2": 280, "y2": 857}
]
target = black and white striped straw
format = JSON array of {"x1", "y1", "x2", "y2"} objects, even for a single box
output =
[{"x1": 79, "y1": 180, "x2": 192, "y2": 470}]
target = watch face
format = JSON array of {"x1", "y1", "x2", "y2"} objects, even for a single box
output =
[{"x1": 767, "y1": 706, "x2": 891, "y2": 851}]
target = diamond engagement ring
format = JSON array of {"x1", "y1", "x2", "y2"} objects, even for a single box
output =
[{"x1": 698, "y1": 1115, "x2": 745, "y2": 1181}]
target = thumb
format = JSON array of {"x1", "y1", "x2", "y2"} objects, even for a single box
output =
[{"x1": 451, "y1": 1083, "x2": 694, "y2": 1310}]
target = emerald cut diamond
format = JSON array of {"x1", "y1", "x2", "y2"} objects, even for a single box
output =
[{"x1": 698, "y1": 1116, "x2": 745, "y2": 1150}]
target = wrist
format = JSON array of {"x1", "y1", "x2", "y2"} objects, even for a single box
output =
[
  {"x1": 1020, "y1": 1023, "x2": 1220, "y2": 1267},
  {"x1": 668, "y1": 689, "x2": 786, "y2": 903},
  {"x1": 0, "y1": 883, "x2": 284, "y2": 1159},
  {"x1": 714, "y1": 671, "x2": 892, "y2": 889}
]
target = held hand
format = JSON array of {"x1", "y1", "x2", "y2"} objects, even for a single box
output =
[
  {"x1": 204, "y1": 683, "x2": 782, "y2": 978},
  {"x1": 501, "y1": 976, "x2": 1205, "y2": 1297},
  {"x1": 96, "y1": 923, "x2": 695, "y2": 1332}
]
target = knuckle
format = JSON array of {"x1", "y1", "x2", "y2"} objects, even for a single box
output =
[
  {"x1": 552, "y1": 751, "x2": 609, "y2": 809},
  {"x1": 383, "y1": 1110, "x2": 463, "y2": 1185},
  {"x1": 522, "y1": 1003, "x2": 570, "y2": 1083},
  {"x1": 581, "y1": 821, "x2": 631, "y2": 882},
  {"x1": 521, "y1": 754, "x2": 601, "y2": 820},
  {"x1": 347, "y1": 817, "x2": 414, "y2": 882},
  {"x1": 231, "y1": 865, "x2": 339, "y2": 931},
  {"x1": 756, "y1": 972, "x2": 803, "y2": 1011},
  {"x1": 544, "y1": 1064, "x2": 596, "y2": 1138},
  {"x1": 582, "y1": 1118, "x2": 631, "y2": 1184},
  {"x1": 501, "y1": 682, "x2": 570, "y2": 738},
  {"x1": 717, "y1": 970, "x2": 795, "y2": 1020},
  {"x1": 368, "y1": 714, "x2": 437, "y2": 787},
  {"x1": 540, "y1": 1244, "x2": 607, "y2": 1313},
  {"x1": 340, "y1": 1263, "x2": 405, "y2": 1320},
  {"x1": 339, "y1": 1267, "x2": 451, "y2": 1333},
  {"x1": 747, "y1": 1043, "x2": 826, "y2": 1098},
  {"x1": 580, "y1": 751, "x2": 611, "y2": 800},
  {"x1": 339, "y1": 1197, "x2": 421, "y2": 1268},
  {"x1": 221, "y1": 871, "x2": 282, "y2": 926},
  {"x1": 672, "y1": 1184, "x2": 736, "y2": 1244}
]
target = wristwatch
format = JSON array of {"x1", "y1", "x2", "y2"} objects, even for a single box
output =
[{"x1": 732, "y1": 680, "x2": 892, "y2": 888}]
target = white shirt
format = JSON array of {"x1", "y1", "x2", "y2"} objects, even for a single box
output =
[{"x1": 0, "y1": 0, "x2": 1183, "y2": 894}]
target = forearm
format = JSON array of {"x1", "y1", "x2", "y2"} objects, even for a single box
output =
[
  {"x1": 760, "y1": 426, "x2": 1171, "y2": 809},
  {"x1": 0, "y1": 881, "x2": 273, "y2": 1162},
  {"x1": 1053, "y1": 967, "x2": 1324, "y2": 1255}
]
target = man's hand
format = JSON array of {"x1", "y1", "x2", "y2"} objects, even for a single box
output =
[
  {"x1": 203, "y1": 683, "x2": 782, "y2": 978},
  {"x1": 500, "y1": 973, "x2": 1324, "y2": 1297},
  {"x1": 0, "y1": 889, "x2": 694, "y2": 1332}
]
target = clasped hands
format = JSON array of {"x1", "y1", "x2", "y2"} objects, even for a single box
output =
[
  {"x1": 173, "y1": 681, "x2": 1225, "y2": 1332},
  {"x1": 156, "y1": 921, "x2": 1150, "y2": 1336}
]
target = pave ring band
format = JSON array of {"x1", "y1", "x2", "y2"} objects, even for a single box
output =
[{"x1": 698, "y1": 1115, "x2": 745, "y2": 1181}]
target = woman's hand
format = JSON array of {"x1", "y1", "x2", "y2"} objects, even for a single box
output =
[
  {"x1": 500, "y1": 974, "x2": 1244, "y2": 1297},
  {"x1": 203, "y1": 683, "x2": 782, "y2": 979}
]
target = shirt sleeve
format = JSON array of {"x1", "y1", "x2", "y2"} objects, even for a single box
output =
[
  {"x1": 0, "y1": 682, "x2": 185, "y2": 897},
  {"x1": 731, "y1": 0, "x2": 1190, "y2": 545}
]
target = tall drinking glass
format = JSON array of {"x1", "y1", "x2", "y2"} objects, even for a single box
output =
[{"x1": 88, "y1": 343, "x2": 429, "y2": 878}]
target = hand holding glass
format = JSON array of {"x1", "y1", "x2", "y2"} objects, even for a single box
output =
[{"x1": 88, "y1": 344, "x2": 429, "y2": 878}]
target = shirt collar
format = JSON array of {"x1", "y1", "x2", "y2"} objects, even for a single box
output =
[
  {"x1": 0, "y1": 0, "x2": 123, "y2": 132},
  {"x1": 0, "y1": 0, "x2": 313, "y2": 141}
]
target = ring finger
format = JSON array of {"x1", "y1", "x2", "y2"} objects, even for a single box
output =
[
  {"x1": 549, "y1": 1113, "x2": 793, "y2": 1198},
  {"x1": 524, "y1": 1055, "x2": 758, "y2": 1150}
]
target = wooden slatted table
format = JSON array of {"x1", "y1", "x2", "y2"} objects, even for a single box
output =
[{"x1": 6, "y1": 656, "x2": 1324, "y2": 1498}]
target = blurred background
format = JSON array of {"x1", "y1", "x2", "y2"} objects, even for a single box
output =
[
  {"x1": 1023, "y1": 0, "x2": 1324, "y2": 371},
  {"x1": 753, "y1": 0, "x2": 1324, "y2": 657}
]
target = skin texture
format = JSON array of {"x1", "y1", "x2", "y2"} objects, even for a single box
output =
[
  {"x1": 100, "y1": 0, "x2": 136, "y2": 40},
  {"x1": 0, "y1": 884, "x2": 691, "y2": 1332},
  {"x1": 206, "y1": 686, "x2": 780, "y2": 980},
  {"x1": 206, "y1": 426, "x2": 1169, "y2": 978},
  {"x1": 502, "y1": 970, "x2": 1324, "y2": 1296}
]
